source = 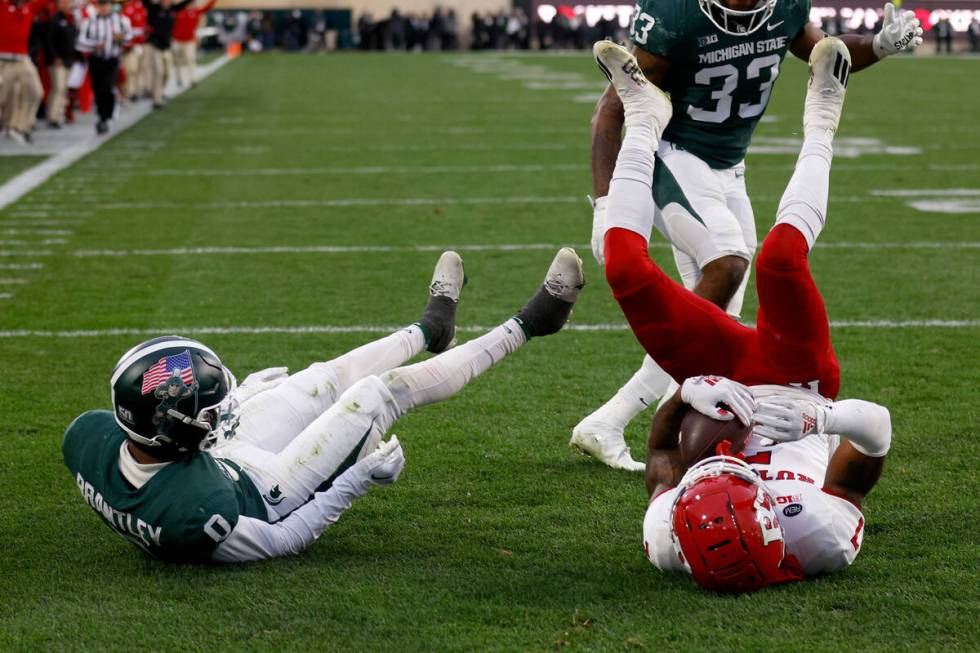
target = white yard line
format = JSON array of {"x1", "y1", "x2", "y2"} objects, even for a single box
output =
[
  {"x1": 0, "y1": 238, "x2": 67, "y2": 246},
  {"x1": 68, "y1": 241, "x2": 980, "y2": 258},
  {"x1": 871, "y1": 189, "x2": 980, "y2": 197},
  {"x1": 0, "y1": 56, "x2": 230, "y2": 211},
  {"x1": 0, "y1": 262, "x2": 43, "y2": 269},
  {"x1": 0, "y1": 278, "x2": 28, "y2": 284},
  {"x1": 130, "y1": 163, "x2": 588, "y2": 177},
  {"x1": 52, "y1": 196, "x2": 586, "y2": 211},
  {"x1": 0, "y1": 250, "x2": 52, "y2": 257},
  {"x1": 1, "y1": 320, "x2": 977, "y2": 338},
  {"x1": 0, "y1": 229, "x2": 73, "y2": 235}
]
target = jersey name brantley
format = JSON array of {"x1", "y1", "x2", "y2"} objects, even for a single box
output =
[{"x1": 74, "y1": 472, "x2": 163, "y2": 551}]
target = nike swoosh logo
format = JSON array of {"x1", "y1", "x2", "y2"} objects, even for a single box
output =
[
  {"x1": 767, "y1": 21, "x2": 784, "y2": 31},
  {"x1": 370, "y1": 472, "x2": 394, "y2": 481}
]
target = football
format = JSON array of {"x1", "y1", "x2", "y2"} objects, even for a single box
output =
[{"x1": 678, "y1": 407, "x2": 753, "y2": 467}]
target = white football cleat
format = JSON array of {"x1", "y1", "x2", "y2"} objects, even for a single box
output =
[
  {"x1": 543, "y1": 247, "x2": 585, "y2": 304},
  {"x1": 570, "y1": 417, "x2": 645, "y2": 472},
  {"x1": 429, "y1": 250, "x2": 466, "y2": 302},
  {"x1": 515, "y1": 248, "x2": 585, "y2": 337},
  {"x1": 804, "y1": 37, "x2": 850, "y2": 138},
  {"x1": 593, "y1": 40, "x2": 672, "y2": 138}
]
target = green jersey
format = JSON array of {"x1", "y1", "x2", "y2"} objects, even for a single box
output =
[
  {"x1": 62, "y1": 410, "x2": 267, "y2": 563},
  {"x1": 629, "y1": 0, "x2": 811, "y2": 168}
]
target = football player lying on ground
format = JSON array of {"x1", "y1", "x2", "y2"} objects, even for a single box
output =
[
  {"x1": 573, "y1": 2, "x2": 921, "y2": 472},
  {"x1": 63, "y1": 249, "x2": 585, "y2": 563},
  {"x1": 592, "y1": 39, "x2": 891, "y2": 591}
]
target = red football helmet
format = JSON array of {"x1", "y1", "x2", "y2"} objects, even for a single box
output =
[{"x1": 670, "y1": 446, "x2": 804, "y2": 593}]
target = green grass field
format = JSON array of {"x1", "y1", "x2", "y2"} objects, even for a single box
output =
[{"x1": 0, "y1": 52, "x2": 978, "y2": 651}]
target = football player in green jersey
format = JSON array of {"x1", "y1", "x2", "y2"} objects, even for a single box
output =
[
  {"x1": 64, "y1": 249, "x2": 585, "y2": 563},
  {"x1": 572, "y1": 1, "x2": 921, "y2": 471}
]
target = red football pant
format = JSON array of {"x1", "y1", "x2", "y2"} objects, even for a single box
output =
[{"x1": 604, "y1": 226, "x2": 840, "y2": 399}]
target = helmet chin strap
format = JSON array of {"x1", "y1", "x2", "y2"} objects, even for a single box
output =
[
  {"x1": 127, "y1": 437, "x2": 182, "y2": 463},
  {"x1": 165, "y1": 408, "x2": 212, "y2": 431}
]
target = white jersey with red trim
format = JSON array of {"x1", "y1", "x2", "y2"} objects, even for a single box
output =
[{"x1": 643, "y1": 384, "x2": 866, "y2": 578}]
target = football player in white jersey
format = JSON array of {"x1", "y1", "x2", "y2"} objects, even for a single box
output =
[
  {"x1": 643, "y1": 379, "x2": 890, "y2": 590},
  {"x1": 589, "y1": 38, "x2": 892, "y2": 590}
]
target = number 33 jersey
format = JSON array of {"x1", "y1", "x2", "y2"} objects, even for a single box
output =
[{"x1": 629, "y1": 0, "x2": 812, "y2": 168}]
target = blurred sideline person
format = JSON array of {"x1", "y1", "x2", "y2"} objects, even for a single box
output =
[
  {"x1": 62, "y1": 250, "x2": 585, "y2": 563},
  {"x1": 0, "y1": 0, "x2": 47, "y2": 143},
  {"x1": 78, "y1": 0, "x2": 132, "y2": 134},
  {"x1": 172, "y1": 0, "x2": 214, "y2": 87},
  {"x1": 122, "y1": 0, "x2": 148, "y2": 100},
  {"x1": 45, "y1": 0, "x2": 77, "y2": 128},
  {"x1": 594, "y1": 40, "x2": 891, "y2": 592},
  {"x1": 143, "y1": 0, "x2": 192, "y2": 108},
  {"x1": 572, "y1": 1, "x2": 922, "y2": 471}
]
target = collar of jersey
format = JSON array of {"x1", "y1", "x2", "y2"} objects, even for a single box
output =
[{"x1": 118, "y1": 442, "x2": 172, "y2": 490}]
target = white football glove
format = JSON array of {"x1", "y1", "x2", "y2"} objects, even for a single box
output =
[
  {"x1": 680, "y1": 375, "x2": 754, "y2": 426},
  {"x1": 873, "y1": 3, "x2": 923, "y2": 59},
  {"x1": 590, "y1": 195, "x2": 607, "y2": 266},
  {"x1": 335, "y1": 436, "x2": 406, "y2": 498},
  {"x1": 752, "y1": 397, "x2": 827, "y2": 443}
]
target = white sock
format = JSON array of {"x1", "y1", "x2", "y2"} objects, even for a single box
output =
[
  {"x1": 606, "y1": 119, "x2": 658, "y2": 242},
  {"x1": 583, "y1": 355, "x2": 674, "y2": 431},
  {"x1": 774, "y1": 132, "x2": 834, "y2": 249},
  {"x1": 382, "y1": 319, "x2": 527, "y2": 415},
  {"x1": 330, "y1": 325, "x2": 426, "y2": 394}
]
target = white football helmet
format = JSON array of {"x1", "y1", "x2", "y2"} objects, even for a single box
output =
[{"x1": 698, "y1": 0, "x2": 777, "y2": 36}]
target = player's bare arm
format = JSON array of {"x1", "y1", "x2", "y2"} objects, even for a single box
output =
[
  {"x1": 644, "y1": 389, "x2": 686, "y2": 498},
  {"x1": 790, "y1": 3, "x2": 923, "y2": 71},
  {"x1": 754, "y1": 395, "x2": 891, "y2": 505}
]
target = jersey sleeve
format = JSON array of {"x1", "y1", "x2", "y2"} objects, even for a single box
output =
[
  {"x1": 211, "y1": 477, "x2": 360, "y2": 563},
  {"x1": 791, "y1": 0, "x2": 813, "y2": 39},
  {"x1": 629, "y1": 0, "x2": 686, "y2": 58}
]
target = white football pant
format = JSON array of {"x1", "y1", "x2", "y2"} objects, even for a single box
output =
[{"x1": 213, "y1": 321, "x2": 527, "y2": 520}]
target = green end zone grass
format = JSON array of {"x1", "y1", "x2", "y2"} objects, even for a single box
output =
[{"x1": 0, "y1": 53, "x2": 977, "y2": 651}]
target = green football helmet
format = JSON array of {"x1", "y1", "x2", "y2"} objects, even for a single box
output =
[{"x1": 110, "y1": 336, "x2": 237, "y2": 454}]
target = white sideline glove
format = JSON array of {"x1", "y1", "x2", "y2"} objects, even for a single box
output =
[
  {"x1": 680, "y1": 375, "x2": 754, "y2": 426},
  {"x1": 873, "y1": 3, "x2": 923, "y2": 59},
  {"x1": 590, "y1": 195, "x2": 607, "y2": 266},
  {"x1": 752, "y1": 397, "x2": 827, "y2": 443},
  {"x1": 335, "y1": 436, "x2": 405, "y2": 498}
]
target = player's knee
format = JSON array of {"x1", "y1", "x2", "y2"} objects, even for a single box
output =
[
  {"x1": 757, "y1": 224, "x2": 810, "y2": 274},
  {"x1": 604, "y1": 228, "x2": 651, "y2": 293},
  {"x1": 339, "y1": 375, "x2": 395, "y2": 419}
]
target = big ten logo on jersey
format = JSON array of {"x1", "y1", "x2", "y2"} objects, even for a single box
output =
[{"x1": 698, "y1": 34, "x2": 719, "y2": 48}]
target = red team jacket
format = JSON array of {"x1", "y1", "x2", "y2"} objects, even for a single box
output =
[
  {"x1": 172, "y1": 0, "x2": 214, "y2": 43},
  {"x1": 0, "y1": 0, "x2": 50, "y2": 56},
  {"x1": 122, "y1": 0, "x2": 147, "y2": 44}
]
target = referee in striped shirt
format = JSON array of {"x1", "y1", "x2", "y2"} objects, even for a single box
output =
[{"x1": 78, "y1": 0, "x2": 133, "y2": 134}]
